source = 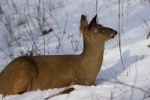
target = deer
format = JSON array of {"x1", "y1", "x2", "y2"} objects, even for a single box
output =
[{"x1": 0, "y1": 15, "x2": 117, "y2": 95}]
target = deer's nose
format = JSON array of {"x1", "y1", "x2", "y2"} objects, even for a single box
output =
[
  {"x1": 114, "y1": 30, "x2": 117, "y2": 35},
  {"x1": 111, "y1": 30, "x2": 117, "y2": 38}
]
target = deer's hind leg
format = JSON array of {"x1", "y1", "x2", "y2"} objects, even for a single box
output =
[{"x1": 0, "y1": 58, "x2": 38, "y2": 95}]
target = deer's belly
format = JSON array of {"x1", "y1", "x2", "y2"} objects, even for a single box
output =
[{"x1": 31, "y1": 71, "x2": 74, "y2": 90}]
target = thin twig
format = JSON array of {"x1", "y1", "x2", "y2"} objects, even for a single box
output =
[
  {"x1": 118, "y1": 0, "x2": 125, "y2": 70},
  {"x1": 101, "y1": 79, "x2": 150, "y2": 95}
]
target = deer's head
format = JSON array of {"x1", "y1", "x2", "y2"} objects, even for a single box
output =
[{"x1": 80, "y1": 15, "x2": 117, "y2": 42}]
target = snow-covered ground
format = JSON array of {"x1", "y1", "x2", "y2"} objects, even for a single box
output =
[{"x1": 0, "y1": 0, "x2": 150, "y2": 100}]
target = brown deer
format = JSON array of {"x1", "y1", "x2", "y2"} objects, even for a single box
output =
[{"x1": 0, "y1": 15, "x2": 117, "y2": 95}]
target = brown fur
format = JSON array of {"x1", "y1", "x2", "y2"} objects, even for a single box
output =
[{"x1": 0, "y1": 15, "x2": 117, "y2": 95}]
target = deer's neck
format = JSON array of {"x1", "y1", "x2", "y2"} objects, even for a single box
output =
[{"x1": 78, "y1": 38, "x2": 105, "y2": 83}]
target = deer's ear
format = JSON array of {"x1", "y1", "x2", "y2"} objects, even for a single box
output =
[
  {"x1": 80, "y1": 15, "x2": 88, "y2": 33},
  {"x1": 88, "y1": 15, "x2": 98, "y2": 31}
]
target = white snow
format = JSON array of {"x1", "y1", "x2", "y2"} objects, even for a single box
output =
[{"x1": 0, "y1": 0, "x2": 150, "y2": 100}]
